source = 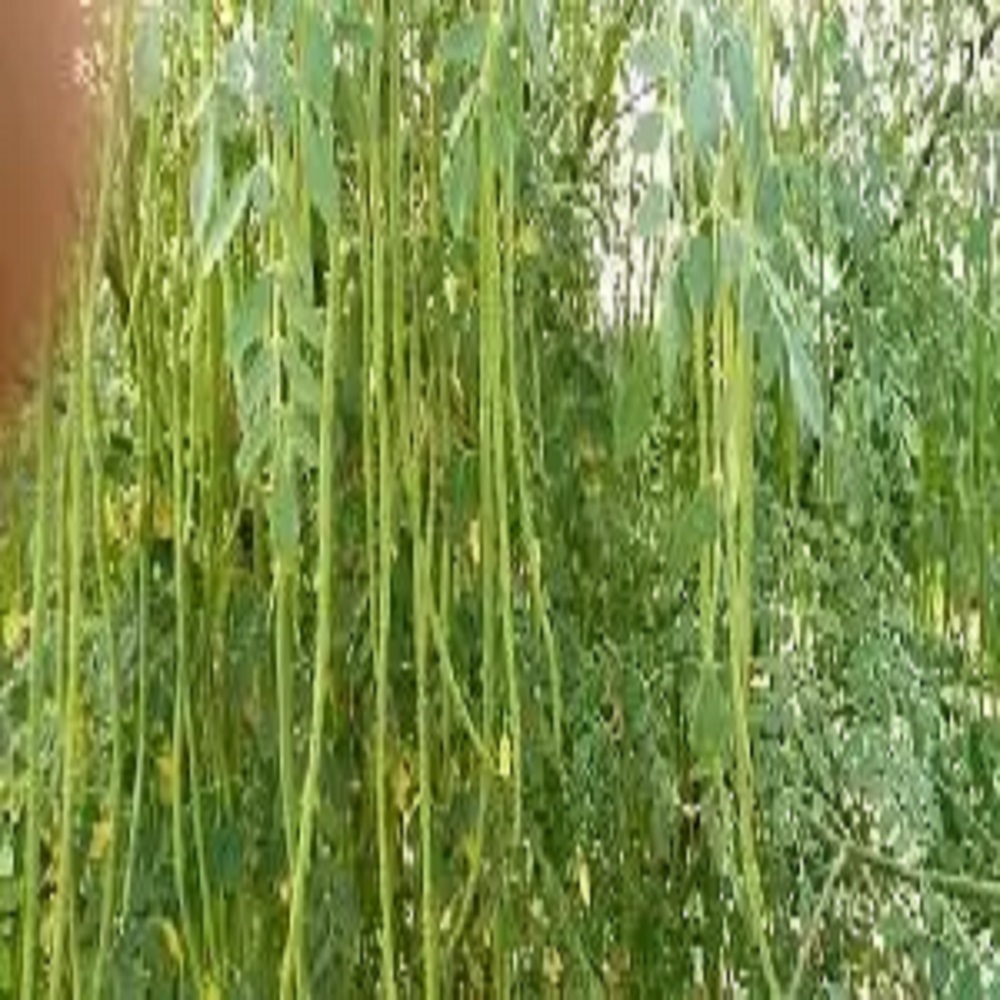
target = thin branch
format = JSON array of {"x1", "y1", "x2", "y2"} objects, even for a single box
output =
[
  {"x1": 810, "y1": 814, "x2": 1000, "y2": 908},
  {"x1": 787, "y1": 846, "x2": 847, "y2": 1000}
]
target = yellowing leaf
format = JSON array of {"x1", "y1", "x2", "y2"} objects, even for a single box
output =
[
  {"x1": 0, "y1": 841, "x2": 13, "y2": 879},
  {"x1": 576, "y1": 848, "x2": 591, "y2": 909},
  {"x1": 499, "y1": 732, "x2": 512, "y2": 780},
  {"x1": 157, "y1": 918, "x2": 184, "y2": 968},
  {"x1": 468, "y1": 518, "x2": 481, "y2": 568},
  {"x1": 543, "y1": 946, "x2": 564, "y2": 985},
  {"x1": 88, "y1": 818, "x2": 113, "y2": 863},
  {"x1": 104, "y1": 492, "x2": 126, "y2": 545},
  {"x1": 153, "y1": 497, "x2": 173, "y2": 539},
  {"x1": 518, "y1": 224, "x2": 541, "y2": 258},
  {"x1": 156, "y1": 750, "x2": 175, "y2": 805},
  {"x1": 444, "y1": 273, "x2": 459, "y2": 314},
  {"x1": 394, "y1": 755, "x2": 413, "y2": 814},
  {"x1": 200, "y1": 978, "x2": 222, "y2": 1000},
  {"x1": 2, "y1": 609, "x2": 28, "y2": 653}
]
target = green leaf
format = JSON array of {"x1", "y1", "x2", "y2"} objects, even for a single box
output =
[
  {"x1": 718, "y1": 220, "x2": 746, "y2": 289},
  {"x1": 270, "y1": 447, "x2": 300, "y2": 556},
  {"x1": 930, "y1": 944, "x2": 950, "y2": 995},
  {"x1": 524, "y1": 0, "x2": 548, "y2": 82},
  {"x1": 631, "y1": 31, "x2": 673, "y2": 80},
  {"x1": 282, "y1": 272, "x2": 323, "y2": 352},
  {"x1": 631, "y1": 109, "x2": 665, "y2": 156},
  {"x1": 0, "y1": 839, "x2": 13, "y2": 879},
  {"x1": 967, "y1": 215, "x2": 990, "y2": 266},
  {"x1": 745, "y1": 273, "x2": 781, "y2": 387},
  {"x1": 240, "y1": 345, "x2": 275, "y2": 427},
  {"x1": 785, "y1": 324, "x2": 824, "y2": 440},
  {"x1": 657, "y1": 269, "x2": 691, "y2": 413},
  {"x1": 636, "y1": 181, "x2": 668, "y2": 239},
  {"x1": 445, "y1": 118, "x2": 478, "y2": 236},
  {"x1": 201, "y1": 166, "x2": 260, "y2": 276},
  {"x1": 684, "y1": 59, "x2": 720, "y2": 157},
  {"x1": 289, "y1": 408, "x2": 320, "y2": 470},
  {"x1": 302, "y1": 111, "x2": 339, "y2": 225},
  {"x1": 441, "y1": 14, "x2": 488, "y2": 68},
  {"x1": 724, "y1": 25, "x2": 756, "y2": 136},
  {"x1": 682, "y1": 235, "x2": 714, "y2": 313},
  {"x1": 251, "y1": 163, "x2": 274, "y2": 217},
  {"x1": 951, "y1": 960, "x2": 981, "y2": 998},
  {"x1": 283, "y1": 343, "x2": 322, "y2": 414},
  {"x1": 691, "y1": 666, "x2": 730, "y2": 771},
  {"x1": 256, "y1": 27, "x2": 294, "y2": 136},
  {"x1": 335, "y1": 7, "x2": 375, "y2": 52},
  {"x1": 0, "y1": 941, "x2": 11, "y2": 991},
  {"x1": 664, "y1": 485, "x2": 717, "y2": 587},
  {"x1": 190, "y1": 112, "x2": 220, "y2": 245},
  {"x1": 613, "y1": 334, "x2": 658, "y2": 463},
  {"x1": 334, "y1": 66, "x2": 368, "y2": 148},
  {"x1": 756, "y1": 162, "x2": 784, "y2": 235},
  {"x1": 492, "y1": 40, "x2": 519, "y2": 164},
  {"x1": 229, "y1": 276, "x2": 272, "y2": 369},
  {"x1": 210, "y1": 821, "x2": 244, "y2": 893},
  {"x1": 132, "y1": 4, "x2": 163, "y2": 116},
  {"x1": 220, "y1": 20, "x2": 256, "y2": 108},
  {"x1": 755, "y1": 252, "x2": 825, "y2": 438},
  {"x1": 236, "y1": 402, "x2": 272, "y2": 483},
  {"x1": 302, "y1": 8, "x2": 334, "y2": 110}
]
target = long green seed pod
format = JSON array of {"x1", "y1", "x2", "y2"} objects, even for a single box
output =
[
  {"x1": 370, "y1": 1, "x2": 399, "y2": 991},
  {"x1": 48, "y1": 292, "x2": 85, "y2": 1000},
  {"x1": 723, "y1": 292, "x2": 780, "y2": 997},
  {"x1": 281, "y1": 153, "x2": 342, "y2": 1000},
  {"x1": 19, "y1": 347, "x2": 53, "y2": 1000},
  {"x1": 120, "y1": 95, "x2": 163, "y2": 928},
  {"x1": 170, "y1": 191, "x2": 202, "y2": 989},
  {"x1": 396, "y1": 3, "x2": 439, "y2": 983}
]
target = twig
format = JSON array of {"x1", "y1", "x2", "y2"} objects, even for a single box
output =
[
  {"x1": 809, "y1": 813, "x2": 1000, "y2": 908},
  {"x1": 787, "y1": 846, "x2": 847, "y2": 999}
]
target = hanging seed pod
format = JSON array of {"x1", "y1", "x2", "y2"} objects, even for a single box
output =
[{"x1": 0, "y1": 1, "x2": 88, "y2": 408}]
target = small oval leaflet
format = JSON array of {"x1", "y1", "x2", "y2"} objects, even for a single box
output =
[{"x1": 632, "y1": 109, "x2": 665, "y2": 157}]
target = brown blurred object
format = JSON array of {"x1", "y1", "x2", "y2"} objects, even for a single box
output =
[{"x1": 0, "y1": 1, "x2": 89, "y2": 410}]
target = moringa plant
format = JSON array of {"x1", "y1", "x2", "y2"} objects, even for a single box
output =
[{"x1": 1, "y1": 0, "x2": 1000, "y2": 997}]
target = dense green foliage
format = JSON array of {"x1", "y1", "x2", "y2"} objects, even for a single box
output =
[{"x1": 2, "y1": 0, "x2": 1000, "y2": 996}]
